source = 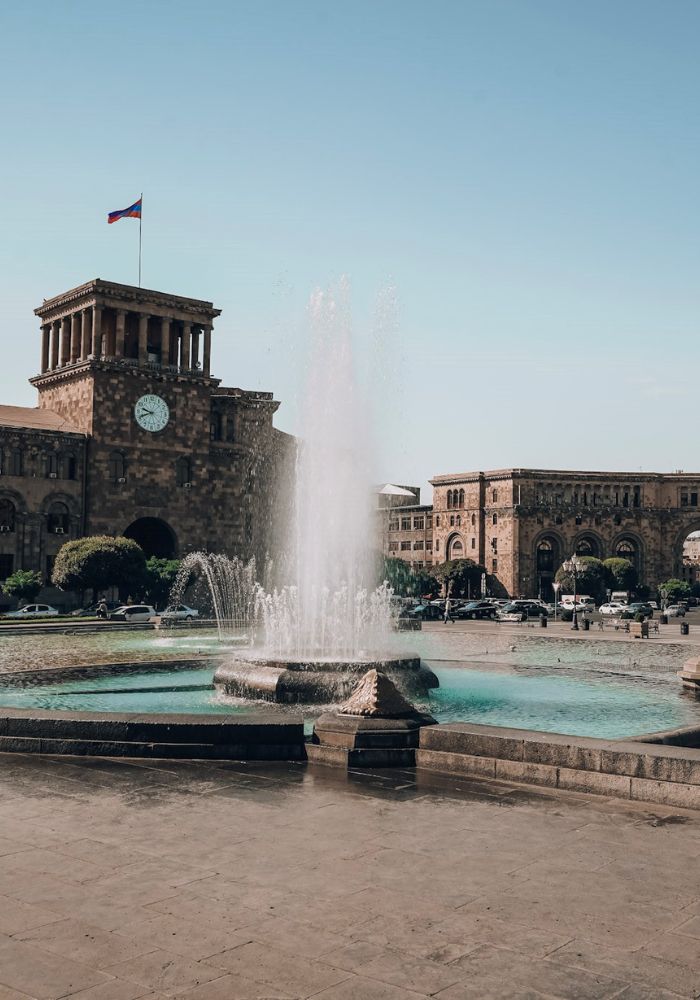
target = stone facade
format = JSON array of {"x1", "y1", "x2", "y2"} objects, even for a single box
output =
[
  {"x1": 379, "y1": 468, "x2": 700, "y2": 599},
  {"x1": 0, "y1": 279, "x2": 293, "y2": 608}
]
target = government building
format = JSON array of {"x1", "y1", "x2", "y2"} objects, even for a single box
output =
[
  {"x1": 378, "y1": 468, "x2": 700, "y2": 599},
  {"x1": 0, "y1": 279, "x2": 293, "y2": 608}
]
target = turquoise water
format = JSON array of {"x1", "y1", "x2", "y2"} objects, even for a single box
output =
[{"x1": 0, "y1": 652, "x2": 697, "y2": 739}]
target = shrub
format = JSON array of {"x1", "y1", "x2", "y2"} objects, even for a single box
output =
[
  {"x1": 2, "y1": 569, "x2": 43, "y2": 605},
  {"x1": 52, "y1": 536, "x2": 147, "y2": 600}
]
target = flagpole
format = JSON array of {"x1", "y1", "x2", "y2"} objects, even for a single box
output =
[{"x1": 138, "y1": 192, "x2": 143, "y2": 287}]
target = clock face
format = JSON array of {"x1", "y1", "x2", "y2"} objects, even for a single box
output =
[{"x1": 134, "y1": 394, "x2": 170, "y2": 433}]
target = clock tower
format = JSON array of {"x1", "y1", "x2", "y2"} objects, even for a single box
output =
[{"x1": 30, "y1": 279, "x2": 290, "y2": 562}]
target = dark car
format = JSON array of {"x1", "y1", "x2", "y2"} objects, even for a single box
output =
[
  {"x1": 621, "y1": 602, "x2": 654, "y2": 620},
  {"x1": 454, "y1": 600, "x2": 498, "y2": 620},
  {"x1": 402, "y1": 603, "x2": 443, "y2": 621},
  {"x1": 71, "y1": 601, "x2": 121, "y2": 617}
]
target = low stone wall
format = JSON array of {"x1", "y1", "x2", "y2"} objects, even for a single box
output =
[
  {"x1": 417, "y1": 722, "x2": 700, "y2": 809},
  {"x1": 0, "y1": 708, "x2": 305, "y2": 761}
]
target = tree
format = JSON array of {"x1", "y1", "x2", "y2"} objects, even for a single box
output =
[
  {"x1": 432, "y1": 558, "x2": 486, "y2": 598},
  {"x1": 51, "y1": 536, "x2": 147, "y2": 600},
  {"x1": 375, "y1": 556, "x2": 438, "y2": 598},
  {"x1": 2, "y1": 570, "x2": 43, "y2": 606},
  {"x1": 659, "y1": 578, "x2": 691, "y2": 604},
  {"x1": 555, "y1": 556, "x2": 607, "y2": 603},
  {"x1": 602, "y1": 557, "x2": 637, "y2": 594},
  {"x1": 412, "y1": 569, "x2": 440, "y2": 599},
  {"x1": 143, "y1": 557, "x2": 182, "y2": 609}
]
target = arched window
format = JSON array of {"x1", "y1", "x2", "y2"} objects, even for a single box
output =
[
  {"x1": 456, "y1": 515, "x2": 461, "y2": 526},
  {"x1": 536, "y1": 539, "x2": 554, "y2": 572},
  {"x1": 446, "y1": 489, "x2": 453, "y2": 509},
  {"x1": 108, "y1": 451, "x2": 125, "y2": 482},
  {"x1": 0, "y1": 500, "x2": 15, "y2": 532},
  {"x1": 576, "y1": 538, "x2": 595, "y2": 557},
  {"x1": 44, "y1": 453, "x2": 58, "y2": 478},
  {"x1": 47, "y1": 502, "x2": 69, "y2": 535},
  {"x1": 10, "y1": 449, "x2": 22, "y2": 477},
  {"x1": 449, "y1": 515, "x2": 455, "y2": 527},
  {"x1": 210, "y1": 412, "x2": 222, "y2": 442},
  {"x1": 471, "y1": 513, "x2": 476, "y2": 525},
  {"x1": 616, "y1": 539, "x2": 639, "y2": 570},
  {"x1": 492, "y1": 489, "x2": 498, "y2": 503},
  {"x1": 448, "y1": 537, "x2": 464, "y2": 559},
  {"x1": 176, "y1": 457, "x2": 191, "y2": 487},
  {"x1": 458, "y1": 489, "x2": 465, "y2": 508},
  {"x1": 492, "y1": 513, "x2": 498, "y2": 525}
]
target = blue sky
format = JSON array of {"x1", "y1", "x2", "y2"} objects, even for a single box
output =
[{"x1": 1, "y1": 0, "x2": 699, "y2": 500}]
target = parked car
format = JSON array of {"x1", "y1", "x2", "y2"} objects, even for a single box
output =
[
  {"x1": 510, "y1": 600, "x2": 549, "y2": 618},
  {"x1": 109, "y1": 605, "x2": 157, "y2": 623},
  {"x1": 402, "y1": 603, "x2": 443, "y2": 621},
  {"x1": 160, "y1": 604, "x2": 200, "y2": 621},
  {"x1": 599, "y1": 602, "x2": 628, "y2": 617},
  {"x1": 5, "y1": 604, "x2": 59, "y2": 619},
  {"x1": 71, "y1": 601, "x2": 121, "y2": 618},
  {"x1": 454, "y1": 600, "x2": 498, "y2": 620},
  {"x1": 497, "y1": 601, "x2": 545, "y2": 622},
  {"x1": 665, "y1": 605, "x2": 686, "y2": 618},
  {"x1": 621, "y1": 602, "x2": 654, "y2": 620}
]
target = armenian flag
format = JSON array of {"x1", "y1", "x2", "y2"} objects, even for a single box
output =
[{"x1": 108, "y1": 198, "x2": 142, "y2": 224}]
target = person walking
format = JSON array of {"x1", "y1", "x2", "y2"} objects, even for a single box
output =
[{"x1": 443, "y1": 597, "x2": 453, "y2": 624}]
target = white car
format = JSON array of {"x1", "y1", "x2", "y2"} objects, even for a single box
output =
[
  {"x1": 6, "y1": 603, "x2": 59, "y2": 619},
  {"x1": 109, "y1": 605, "x2": 156, "y2": 623},
  {"x1": 665, "y1": 605, "x2": 686, "y2": 618},
  {"x1": 160, "y1": 604, "x2": 200, "y2": 621},
  {"x1": 599, "y1": 603, "x2": 627, "y2": 616},
  {"x1": 560, "y1": 600, "x2": 590, "y2": 613}
]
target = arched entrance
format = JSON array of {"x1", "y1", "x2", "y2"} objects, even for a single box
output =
[
  {"x1": 446, "y1": 533, "x2": 465, "y2": 560},
  {"x1": 123, "y1": 518, "x2": 177, "y2": 559},
  {"x1": 535, "y1": 534, "x2": 562, "y2": 601},
  {"x1": 679, "y1": 527, "x2": 700, "y2": 587}
]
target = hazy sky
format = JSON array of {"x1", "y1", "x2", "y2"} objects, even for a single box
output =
[{"x1": 2, "y1": 1, "x2": 699, "y2": 501}]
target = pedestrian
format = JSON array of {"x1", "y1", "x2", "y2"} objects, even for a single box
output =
[
  {"x1": 443, "y1": 598, "x2": 453, "y2": 624},
  {"x1": 97, "y1": 598, "x2": 108, "y2": 620}
]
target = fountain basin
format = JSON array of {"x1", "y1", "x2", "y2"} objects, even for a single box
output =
[{"x1": 213, "y1": 652, "x2": 438, "y2": 704}]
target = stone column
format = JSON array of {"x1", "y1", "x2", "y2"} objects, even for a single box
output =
[
  {"x1": 203, "y1": 327, "x2": 212, "y2": 376},
  {"x1": 59, "y1": 316, "x2": 71, "y2": 367},
  {"x1": 91, "y1": 305, "x2": 102, "y2": 358},
  {"x1": 81, "y1": 309, "x2": 91, "y2": 360},
  {"x1": 138, "y1": 313, "x2": 149, "y2": 364},
  {"x1": 161, "y1": 317, "x2": 171, "y2": 366},
  {"x1": 70, "y1": 312, "x2": 81, "y2": 362},
  {"x1": 41, "y1": 325, "x2": 50, "y2": 373},
  {"x1": 191, "y1": 328, "x2": 200, "y2": 369},
  {"x1": 115, "y1": 310, "x2": 126, "y2": 359},
  {"x1": 181, "y1": 323, "x2": 191, "y2": 370},
  {"x1": 50, "y1": 320, "x2": 60, "y2": 369}
]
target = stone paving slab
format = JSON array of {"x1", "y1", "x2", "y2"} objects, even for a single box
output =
[{"x1": 0, "y1": 754, "x2": 699, "y2": 997}]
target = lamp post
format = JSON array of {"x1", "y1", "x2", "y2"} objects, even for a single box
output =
[
  {"x1": 562, "y1": 555, "x2": 585, "y2": 631},
  {"x1": 552, "y1": 581, "x2": 561, "y2": 622}
]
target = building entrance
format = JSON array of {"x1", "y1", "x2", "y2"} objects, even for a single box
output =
[{"x1": 124, "y1": 518, "x2": 176, "y2": 559}]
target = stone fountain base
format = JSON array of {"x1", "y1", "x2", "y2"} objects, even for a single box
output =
[{"x1": 213, "y1": 652, "x2": 438, "y2": 704}]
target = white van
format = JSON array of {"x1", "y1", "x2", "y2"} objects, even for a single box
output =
[
  {"x1": 610, "y1": 591, "x2": 629, "y2": 606},
  {"x1": 560, "y1": 595, "x2": 596, "y2": 612}
]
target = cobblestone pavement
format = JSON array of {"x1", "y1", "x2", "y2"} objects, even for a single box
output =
[{"x1": 0, "y1": 754, "x2": 698, "y2": 998}]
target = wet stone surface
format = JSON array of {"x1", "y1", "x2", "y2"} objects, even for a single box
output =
[{"x1": 0, "y1": 754, "x2": 698, "y2": 997}]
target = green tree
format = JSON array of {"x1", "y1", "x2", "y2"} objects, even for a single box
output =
[
  {"x1": 602, "y1": 557, "x2": 637, "y2": 594},
  {"x1": 2, "y1": 569, "x2": 43, "y2": 606},
  {"x1": 659, "y1": 578, "x2": 691, "y2": 604},
  {"x1": 432, "y1": 558, "x2": 486, "y2": 598},
  {"x1": 143, "y1": 557, "x2": 182, "y2": 609},
  {"x1": 555, "y1": 556, "x2": 607, "y2": 603},
  {"x1": 411, "y1": 569, "x2": 440, "y2": 599},
  {"x1": 51, "y1": 536, "x2": 147, "y2": 601}
]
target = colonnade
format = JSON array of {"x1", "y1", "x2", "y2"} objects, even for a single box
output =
[{"x1": 40, "y1": 306, "x2": 212, "y2": 377}]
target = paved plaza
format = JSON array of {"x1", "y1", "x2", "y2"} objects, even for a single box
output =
[{"x1": 0, "y1": 755, "x2": 698, "y2": 998}]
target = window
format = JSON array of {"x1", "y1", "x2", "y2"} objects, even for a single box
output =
[
  {"x1": 413, "y1": 516, "x2": 424, "y2": 530},
  {"x1": 414, "y1": 561, "x2": 424, "y2": 570},
  {"x1": 492, "y1": 489, "x2": 498, "y2": 503},
  {"x1": 623, "y1": 491, "x2": 629, "y2": 507},
  {"x1": 633, "y1": 486, "x2": 641, "y2": 508},
  {"x1": 575, "y1": 515, "x2": 582, "y2": 526},
  {"x1": 681, "y1": 491, "x2": 689, "y2": 507},
  {"x1": 426, "y1": 540, "x2": 432, "y2": 551},
  {"x1": 492, "y1": 558, "x2": 498, "y2": 572},
  {"x1": 10, "y1": 449, "x2": 23, "y2": 477},
  {"x1": 400, "y1": 517, "x2": 411, "y2": 530},
  {"x1": 491, "y1": 537, "x2": 498, "y2": 552},
  {"x1": 108, "y1": 451, "x2": 125, "y2": 482},
  {"x1": 435, "y1": 515, "x2": 440, "y2": 527},
  {"x1": 537, "y1": 539, "x2": 554, "y2": 572},
  {"x1": 0, "y1": 554, "x2": 13, "y2": 580},
  {"x1": 446, "y1": 489, "x2": 453, "y2": 509},
  {"x1": 47, "y1": 502, "x2": 69, "y2": 534},
  {"x1": 176, "y1": 457, "x2": 191, "y2": 487},
  {"x1": 471, "y1": 513, "x2": 476, "y2": 526},
  {"x1": 44, "y1": 453, "x2": 58, "y2": 478},
  {"x1": 400, "y1": 541, "x2": 411, "y2": 551},
  {"x1": 388, "y1": 541, "x2": 399, "y2": 552},
  {"x1": 693, "y1": 493, "x2": 698, "y2": 507},
  {"x1": 63, "y1": 454, "x2": 77, "y2": 480},
  {"x1": 426, "y1": 515, "x2": 433, "y2": 529},
  {"x1": 388, "y1": 519, "x2": 399, "y2": 531},
  {"x1": 471, "y1": 538, "x2": 475, "y2": 549},
  {"x1": 449, "y1": 515, "x2": 455, "y2": 527},
  {"x1": 456, "y1": 515, "x2": 461, "y2": 526},
  {"x1": 492, "y1": 513, "x2": 497, "y2": 525},
  {"x1": 210, "y1": 412, "x2": 222, "y2": 441},
  {"x1": 413, "y1": 540, "x2": 423, "y2": 551},
  {"x1": 225, "y1": 413, "x2": 235, "y2": 443},
  {"x1": 435, "y1": 539, "x2": 440, "y2": 551},
  {"x1": 0, "y1": 500, "x2": 15, "y2": 532},
  {"x1": 459, "y1": 489, "x2": 465, "y2": 508}
]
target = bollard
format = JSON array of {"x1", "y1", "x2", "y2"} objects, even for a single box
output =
[
  {"x1": 659, "y1": 613, "x2": 668, "y2": 625},
  {"x1": 540, "y1": 614, "x2": 547, "y2": 628},
  {"x1": 582, "y1": 618, "x2": 590, "y2": 631},
  {"x1": 681, "y1": 621, "x2": 690, "y2": 636}
]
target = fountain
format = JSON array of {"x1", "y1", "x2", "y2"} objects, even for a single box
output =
[{"x1": 189, "y1": 282, "x2": 438, "y2": 703}]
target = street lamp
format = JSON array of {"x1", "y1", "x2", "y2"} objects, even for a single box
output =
[
  {"x1": 562, "y1": 554, "x2": 585, "y2": 631},
  {"x1": 552, "y1": 581, "x2": 561, "y2": 622}
]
